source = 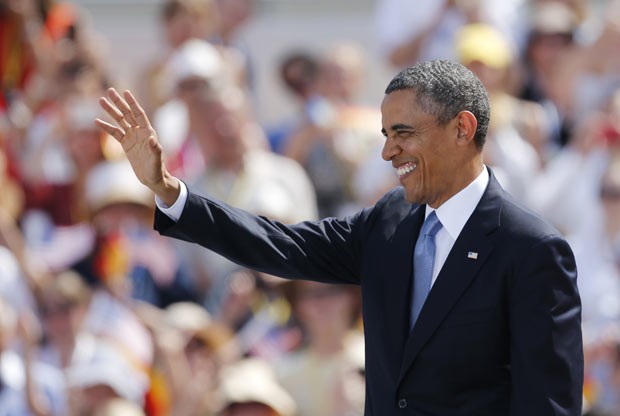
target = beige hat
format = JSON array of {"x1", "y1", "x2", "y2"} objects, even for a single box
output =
[
  {"x1": 218, "y1": 358, "x2": 297, "y2": 416},
  {"x1": 164, "y1": 301, "x2": 213, "y2": 331},
  {"x1": 165, "y1": 38, "x2": 224, "y2": 89},
  {"x1": 456, "y1": 23, "x2": 512, "y2": 69},
  {"x1": 66, "y1": 339, "x2": 150, "y2": 404},
  {"x1": 85, "y1": 159, "x2": 154, "y2": 214},
  {"x1": 164, "y1": 301, "x2": 235, "y2": 353},
  {"x1": 93, "y1": 398, "x2": 146, "y2": 416},
  {"x1": 530, "y1": 1, "x2": 578, "y2": 35}
]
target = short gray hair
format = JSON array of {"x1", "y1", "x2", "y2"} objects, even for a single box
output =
[{"x1": 385, "y1": 60, "x2": 490, "y2": 149}]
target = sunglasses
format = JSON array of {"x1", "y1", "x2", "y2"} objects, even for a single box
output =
[{"x1": 600, "y1": 187, "x2": 620, "y2": 200}]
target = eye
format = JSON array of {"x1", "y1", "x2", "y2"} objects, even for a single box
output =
[{"x1": 396, "y1": 130, "x2": 414, "y2": 138}]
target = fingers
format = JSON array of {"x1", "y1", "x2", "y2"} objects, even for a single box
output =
[
  {"x1": 99, "y1": 96, "x2": 131, "y2": 131},
  {"x1": 107, "y1": 88, "x2": 137, "y2": 126},
  {"x1": 95, "y1": 118, "x2": 124, "y2": 142},
  {"x1": 124, "y1": 90, "x2": 152, "y2": 129}
]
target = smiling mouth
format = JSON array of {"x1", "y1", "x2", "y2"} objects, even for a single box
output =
[{"x1": 396, "y1": 162, "x2": 417, "y2": 178}]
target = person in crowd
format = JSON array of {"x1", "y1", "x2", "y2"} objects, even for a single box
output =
[
  {"x1": 152, "y1": 37, "x2": 247, "y2": 184},
  {"x1": 23, "y1": 96, "x2": 114, "y2": 231},
  {"x1": 37, "y1": 270, "x2": 92, "y2": 370},
  {"x1": 581, "y1": 190, "x2": 620, "y2": 415},
  {"x1": 519, "y1": 0, "x2": 580, "y2": 149},
  {"x1": 526, "y1": 103, "x2": 618, "y2": 239},
  {"x1": 131, "y1": 300, "x2": 236, "y2": 416},
  {"x1": 0, "y1": 0, "x2": 102, "y2": 127},
  {"x1": 455, "y1": 22, "x2": 545, "y2": 202},
  {"x1": 3, "y1": 0, "x2": 108, "y2": 161},
  {"x1": 550, "y1": 0, "x2": 620, "y2": 146},
  {"x1": 273, "y1": 280, "x2": 365, "y2": 416},
  {"x1": 216, "y1": 270, "x2": 302, "y2": 360},
  {"x1": 282, "y1": 43, "x2": 384, "y2": 217},
  {"x1": 562, "y1": 112, "x2": 620, "y2": 414},
  {"x1": 17, "y1": 62, "x2": 110, "y2": 274},
  {"x1": 154, "y1": 38, "x2": 317, "y2": 314},
  {"x1": 267, "y1": 51, "x2": 320, "y2": 154},
  {"x1": 0, "y1": 140, "x2": 45, "y2": 310},
  {"x1": 0, "y1": 0, "x2": 36, "y2": 118},
  {"x1": 97, "y1": 59, "x2": 582, "y2": 415},
  {"x1": 210, "y1": 0, "x2": 255, "y2": 90},
  {"x1": 65, "y1": 338, "x2": 150, "y2": 416},
  {"x1": 374, "y1": 0, "x2": 525, "y2": 69},
  {"x1": 137, "y1": 0, "x2": 216, "y2": 115},
  {"x1": 0, "y1": 295, "x2": 67, "y2": 415},
  {"x1": 70, "y1": 158, "x2": 198, "y2": 308}
]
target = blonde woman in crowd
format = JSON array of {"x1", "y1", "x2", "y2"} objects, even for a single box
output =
[{"x1": 273, "y1": 281, "x2": 365, "y2": 416}]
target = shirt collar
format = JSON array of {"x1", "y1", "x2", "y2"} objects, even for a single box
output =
[{"x1": 425, "y1": 167, "x2": 489, "y2": 240}]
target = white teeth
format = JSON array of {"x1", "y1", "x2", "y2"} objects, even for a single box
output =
[{"x1": 397, "y1": 163, "x2": 417, "y2": 177}]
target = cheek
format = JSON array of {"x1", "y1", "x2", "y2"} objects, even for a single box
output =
[{"x1": 414, "y1": 149, "x2": 451, "y2": 193}]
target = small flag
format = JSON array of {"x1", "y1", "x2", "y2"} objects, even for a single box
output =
[{"x1": 467, "y1": 251, "x2": 478, "y2": 259}]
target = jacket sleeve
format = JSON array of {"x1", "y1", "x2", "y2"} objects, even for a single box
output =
[
  {"x1": 154, "y1": 191, "x2": 375, "y2": 285},
  {"x1": 509, "y1": 234, "x2": 583, "y2": 415}
]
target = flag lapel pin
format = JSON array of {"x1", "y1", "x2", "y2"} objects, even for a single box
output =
[{"x1": 467, "y1": 251, "x2": 478, "y2": 260}]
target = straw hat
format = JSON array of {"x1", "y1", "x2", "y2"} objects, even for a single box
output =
[
  {"x1": 84, "y1": 159, "x2": 154, "y2": 214},
  {"x1": 218, "y1": 358, "x2": 297, "y2": 416},
  {"x1": 66, "y1": 339, "x2": 150, "y2": 404},
  {"x1": 164, "y1": 301, "x2": 235, "y2": 354},
  {"x1": 529, "y1": 1, "x2": 578, "y2": 36},
  {"x1": 164, "y1": 38, "x2": 224, "y2": 91}
]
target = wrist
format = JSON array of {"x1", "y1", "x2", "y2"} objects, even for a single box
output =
[{"x1": 154, "y1": 172, "x2": 181, "y2": 207}]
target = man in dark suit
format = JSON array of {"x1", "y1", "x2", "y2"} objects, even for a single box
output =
[{"x1": 96, "y1": 60, "x2": 583, "y2": 415}]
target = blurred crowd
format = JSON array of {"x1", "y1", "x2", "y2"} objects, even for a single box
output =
[{"x1": 0, "y1": 0, "x2": 619, "y2": 414}]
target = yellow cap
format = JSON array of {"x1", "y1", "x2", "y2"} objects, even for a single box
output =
[{"x1": 456, "y1": 23, "x2": 512, "y2": 69}]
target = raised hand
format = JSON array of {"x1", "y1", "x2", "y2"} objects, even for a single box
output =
[{"x1": 95, "y1": 88, "x2": 180, "y2": 206}]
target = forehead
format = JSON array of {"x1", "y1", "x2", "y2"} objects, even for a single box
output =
[{"x1": 381, "y1": 89, "x2": 434, "y2": 126}]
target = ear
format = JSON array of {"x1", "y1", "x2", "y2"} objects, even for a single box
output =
[{"x1": 455, "y1": 111, "x2": 478, "y2": 146}]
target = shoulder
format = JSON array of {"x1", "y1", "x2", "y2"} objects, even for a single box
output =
[
  {"x1": 501, "y1": 193, "x2": 563, "y2": 239},
  {"x1": 373, "y1": 186, "x2": 410, "y2": 210},
  {"x1": 349, "y1": 186, "x2": 416, "y2": 237},
  {"x1": 361, "y1": 186, "x2": 413, "y2": 220}
]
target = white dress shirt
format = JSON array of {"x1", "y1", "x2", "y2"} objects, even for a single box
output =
[
  {"x1": 425, "y1": 168, "x2": 489, "y2": 286},
  {"x1": 156, "y1": 179, "x2": 188, "y2": 221}
]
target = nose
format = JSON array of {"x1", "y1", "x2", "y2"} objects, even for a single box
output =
[{"x1": 381, "y1": 135, "x2": 400, "y2": 162}]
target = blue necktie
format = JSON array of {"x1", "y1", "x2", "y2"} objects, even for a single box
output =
[{"x1": 411, "y1": 211, "x2": 443, "y2": 329}]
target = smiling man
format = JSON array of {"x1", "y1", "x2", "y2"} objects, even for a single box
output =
[{"x1": 96, "y1": 60, "x2": 583, "y2": 415}]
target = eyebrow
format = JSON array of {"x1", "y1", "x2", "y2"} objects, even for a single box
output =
[{"x1": 381, "y1": 123, "x2": 415, "y2": 136}]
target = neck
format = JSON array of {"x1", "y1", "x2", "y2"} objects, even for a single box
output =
[
  {"x1": 308, "y1": 328, "x2": 347, "y2": 356},
  {"x1": 310, "y1": 338, "x2": 345, "y2": 357},
  {"x1": 429, "y1": 159, "x2": 484, "y2": 209},
  {"x1": 212, "y1": 155, "x2": 244, "y2": 172}
]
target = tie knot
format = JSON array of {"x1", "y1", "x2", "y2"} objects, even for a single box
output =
[{"x1": 421, "y1": 211, "x2": 442, "y2": 237}]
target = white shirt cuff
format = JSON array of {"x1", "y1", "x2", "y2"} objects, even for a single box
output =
[{"x1": 155, "y1": 180, "x2": 188, "y2": 222}]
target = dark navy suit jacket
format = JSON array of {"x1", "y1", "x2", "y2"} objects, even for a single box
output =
[{"x1": 154, "y1": 170, "x2": 583, "y2": 415}]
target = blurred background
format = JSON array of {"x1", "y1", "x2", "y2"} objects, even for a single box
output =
[
  {"x1": 1, "y1": 0, "x2": 620, "y2": 415},
  {"x1": 75, "y1": 0, "x2": 390, "y2": 127}
]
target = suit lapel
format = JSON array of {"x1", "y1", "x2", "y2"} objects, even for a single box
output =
[{"x1": 398, "y1": 174, "x2": 504, "y2": 383}]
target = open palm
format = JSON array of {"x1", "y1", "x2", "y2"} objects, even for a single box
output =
[{"x1": 95, "y1": 88, "x2": 171, "y2": 196}]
